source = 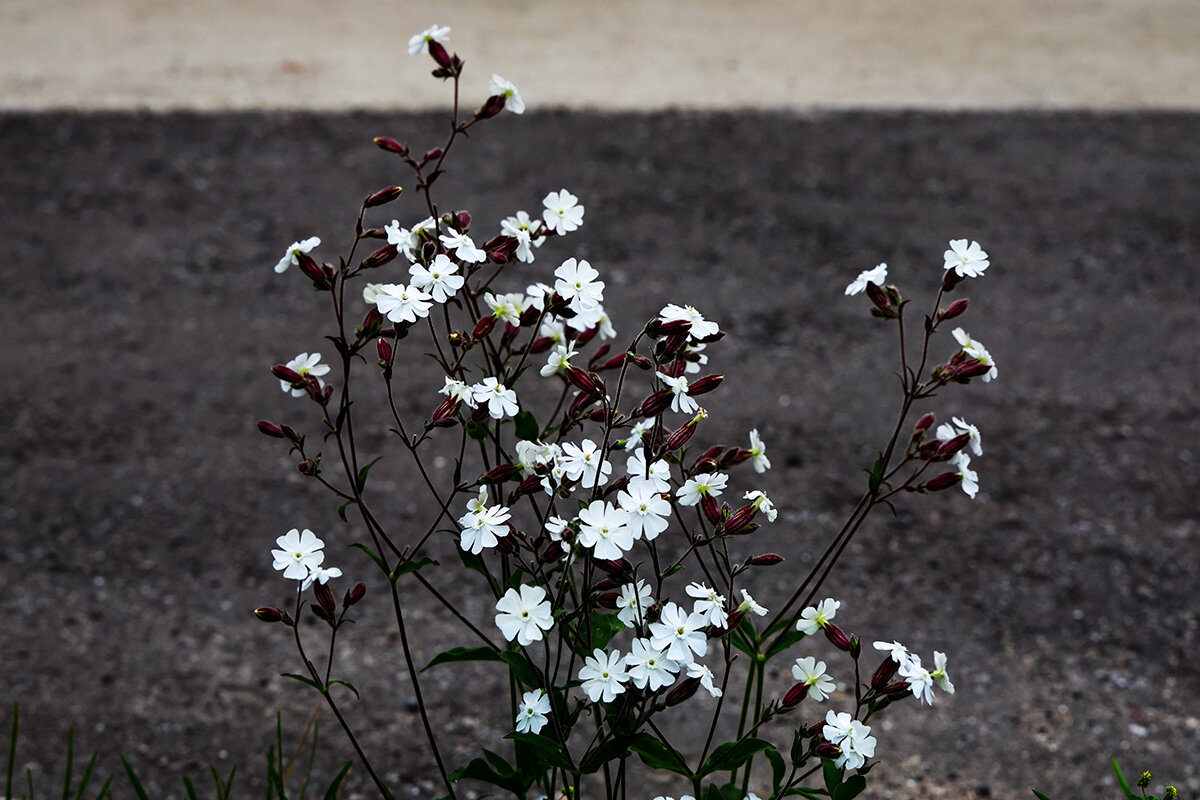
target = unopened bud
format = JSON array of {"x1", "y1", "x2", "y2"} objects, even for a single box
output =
[
  {"x1": 665, "y1": 677, "x2": 701, "y2": 706},
  {"x1": 701, "y1": 495, "x2": 723, "y2": 525},
  {"x1": 723, "y1": 504, "x2": 757, "y2": 534},
  {"x1": 628, "y1": 353, "x2": 653, "y2": 370},
  {"x1": 377, "y1": 337, "x2": 393, "y2": 365},
  {"x1": 938, "y1": 298, "x2": 969, "y2": 321},
  {"x1": 541, "y1": 540, "x2": 565, "y2": 562},
  {"x1": 600, "y1": 353, "x2": 627, "y2": 371},
  {"x1": 748, "y1": 553, "x2": 784, "y2": 567},
  {"x1": 496, "y1": 532, "x2": 518, "y2": 555},
  {"x1": 314, "y1": 582, "x2": 337, "y2": 619},
  {"x1": 935, "y1": 432, "x2": 971, "y2": 460},
  {"x1": 914, "y1": 413, "x2": 935, "y2": 433},
  {"x1": 595, "y1": 558, "x2": 630, "y2": 577},
  {"x1": 528, "y1": 336, "x2": 555, "y2": 354},
  {"x1": 476, "y1": 94, "x2": 507, "y2": 120},
  {"x1": 588, "y1": 408, "x2": 616, "y2": 424},
  {"x1": 816, "y1": 742, "x2": 842, "y2": 760},
  {"x1": 297, "y1": 459, "x2": 319, "y2": 476},
  {"x1": 883, "y1": 680, "x2": 912, "y2": 700},
  {"x1": 666, "y1": 409, "x2": 708, "y2": 450},
  {"x1": 422, "y1": 147, "x2": 444, "y2": 164},
  {"x1": 640, "y1": 390, "x2": 672, "y2": 417},
  {"x1": 473, "y1": 315, "x2": 497, "y2": 340},
  {"x1": 919, "y1": 471, "x2": 962, "y2": 493},
  {"x1": 781, "y1": 683, "x2": 808, "y2": 709},
  {"x1": 427, "y1": 40, "x2": 452, "y2": 69},
  {"x1": 345, "y1": 582, "x2": 366, "y2": 607},
  {"x1": 567, "y1": 366, "x2": 601, "y2": 396},
  {"x1": 254, "y1": 607, "x2": 283, "y2": 623},
  {"x1": 953, "y1": 359, "x2": 993, "y2": 381},
  {"x1": 364, "y1": 186, "x2": 403, "y2": 208},
  {"x1": 595, "y1": 591, "x2": 620, "y2": 609},
  {"x1": 373, "y1": 137, "x2": 408, "y2": 156},
  {"x1": 430, "y1": 397, "x2": 460, "y2": 427},
  {"x1": 687, "y1": 374, "x2": 724, "y2": 396},
  {"x1": 296, "y1": 252, "x2": 329, "y2": 287},
  {"x1": 823, "y1": 623, "x2": 852, "y2": 652},
  {"x1": 568, "y1": 390, "x2": 599, "y2": 418},
  {"x1": 484, "y1": 463, "x2": 523, "y2": 483},
  {"x1": 257, "y1": 420, "x2": 286, "y2": 438},
  {"x1": 865, "y1": 281, "x2": 891, "y2": 311},
  {"x1": 518, "y1": 475, "x2": 543, "y2": 495},
  {"x1": 870, "y1": 657, "x2": 901, "y2": 690},
  {"x1": 271, "y1": 365, "x2": 304, "y2": 384},
  {"x1": 360, "y1": 244, "x2": 398, "y2": 269},
  {"x1": 941, "y1": 268, "x2": 966, "y2": 292}
]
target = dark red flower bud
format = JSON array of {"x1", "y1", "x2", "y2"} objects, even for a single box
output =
[
  {"x1": 816, "y1": 742, "x2": 842, "y2": 760},
  {"x1": 427, "y1": 40, "x2": 452, "y2": 69},
  {"x1": 422, "y1": 147, "x2": 444, "y2": 164},
  {"x1": 938, "y1": 298, "x2": 969, "y2": 321},
  {"x1": 296, "y1": 252, "x2": 329, "y2": 286},
  {"x1": 314, "y1": 582, "x2": 337, "y2": 619},
  {"x1": 360, "y1": 307, "x2": 383, "y2": 334},
  {"x1": 484, "y1": 463, "x2": 523, "y2": 483},
  {"x1": 807, "y1": 720, "x2": 826, "y2": 737},
  {"x1": 865, "y1": 281, "x2": 891, "y2": 311},
  {"x1": 781, "y1": 683, "x2": 808, "y2": 710},
  {"x1": 883, "y1": 680, "x2": 912, "y2": 700},
  {"x1": 665, "y1": 677, "x2": 701, "y2": 706},
  {"x1": 595, "y1": 558, "x2": 630, "y2": 577},
  {"x1": 271, "y1": 365, "x2": 304, "y2": 384},
  {"x1": 345, "y1": 582, "x2": 367, "y2": 607},
  {"x1": 310, "y1": 603, "x2": 331, "y2": 622},
  {"x1": 473, "y1": 315, "x2": 497, "y2": 340},
  {"x1": 518, "y1": 475, "x2": 543, "y2": 495},
  {"x1": 914, "y1": 413, "x2": 935, "y2": 433},
  {"x1": 595, "y1": 591, "x2": 620, "y2": 609},
  {"x1": 823, "y1": 623, "x2": 852, "y2": 652},
  {"x1": 540, "y1": 540, "x2": 565, "y2": 562},
  {"x1": 701, "y1": 495, "x2": 723, "y2": 525},
  {"x1": 722, "y1": 448, "x2": 751, "y2": 468},
  {"x1": 919, "y1": 471, "x2": 962, "y2": 492},
  {"x1": 373, "y1": 137, "x2": 408, "y2": 156},
  {"x1": 254, "y1": 607, "x2": 283, "y2": 622},
  {"x1": 687, "y1": 374, "x2": 724, "y2": 396},
  {"x1": 589, "y1": 408, "x2": 616, "y2": 424},
  {"x1": 870, "y1": 657, "x2": 901, "y2": 690},
  {"x1": 666, "y1": 412, "x2": 706, "y2": 450},
  {"x1": 697, "y1": 445, "x2": 724, "y2": 464},
  {"x1": 377, "y1": 337, "x2": 393, "y2": 365},
  {"x1": 364, "y1": 186, "x2": 403, "y2": 208},
  {"x1": 942, "y1": 268, "x2": 966, "y2": 292},
  {"x1": 281, "y1": 425, "x2": 300, "y2": 443},
  {"x1": 723, "y1": 609, "x2": 746, "y2": 632},
  {"x1": 360, "y1": 244, "x2": 397, "y2": 269},
  {"x1": 568, "y1": 391, "x2": 599, "y2": 418},
  {"x1": 303, "y1": 376, "x2": 325, "y2": 404},
  {"x1": 257, "y1": 420, "x2": 286, "y2": 438},
  {"x1": 593, "y1": 578, "x2": 619, "y2": 592},
  {"x1": 952, "y1": 359, "x2": 993, "y2": 380},
  {"x1": 475, "y1": 94, "x2": 507, "y2": 120},
  {"x1": 935, "y1": 432, "x2": 971, "y2": 460},
  {"x1": 567, "y1": 366, "x2": 602, "y2": 396},
  {"x1": 598, "y1": 353, "x2": 626, "y2": 371},
  {"x1": 748, "y1": 553, "x2": 784, "y2": 567},
  {"x1": 723, "y1": 504, "x2": 758, "y2": 534},
  {"x1": 528, "y1": 336, "x2": 555, "y2": 354},
  {"x1": 628, "y1": 354, "x2": 653, "y2": 370},
  {"x1": 297, "y1": 459, "x2": 318, "y2": 476},
  {"x1": 575, "y1": 325, "x2": 599, "y2": 348},
  {"x1": 429, "y1": 397, "x2": 460, "y2": 427},
  {"x1": 657, "y1": 318, "x2": 693, "y2": 335},
  {"x1": 640, "y1": 390, "x2": 672, "y2": 417}
]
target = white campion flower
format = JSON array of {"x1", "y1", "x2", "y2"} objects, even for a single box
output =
[
  {"x1": 362, "y1": 283, "x2": 383, "y2": 305},
  {"x1": 502, "y1": 213, "x2": 543, "y2": 263},
  {"x1": 301, "y1": 564, "x2": 343, "y2": 591},
  {"x1": 485, "y1": 292, "x2": 526, "y2": 326},
  {"x1": 457, "y1": 487, "x2": 512, "y2": 554},
  {"x1": 943, "y1": 239, "x2": 989, "y2": 278},
  {"x1": 408, "y1": 24, "x2": 450, "y2": 56},
  {"x1": 844, "y1": 262, "x2": 888, "y2": 296},
  {"x1": 515, "y1": 439, "x2": 558, "y2": 475},
  {"x1": 472, "y1": 377, "x2": 519, "y2": 419},
  {"x1": 409, "y1": 254, "x2": 464, "y2": 303},
  {"x1": 873, "y1": 640, "x2": 911, "y2": 664},
  {"x1": 951, "y1": 327, "x2": 998, "y2": 382},
  {"x1": 686, "y1": 582, "x2": 728, "y2": 628},
  {"x1": 578, "y1": 648, "x2": 629, "y2": 703},
  {"x1": 279, "y1": 352, "x2": 330, "y2": 397},
  {"x1": 747, "y1": 429, "x2": 771, "y2": 473},
  {"x1": 822, "y1": 711, "x2": 876, "y2": 770},
  {"x1": 495, "y1": 584, "x2": 554, "y2": 646},
  {"x1": 683, "y1": 341, "x2": 708, "y2": 374},
  {"x1": 576, "y1": 500, "x2": 633, "y2": 560},
  {"x1": 374, "y1": 283, "x2": 433, "y2": 324},
  {"x1": 545, "y1": 515, "x2": 570, "y2": 541},
  {"x1": 625, "y1": 449, "x2": 671, "y2": 493},
  {"x1": 541, "y1": 342, "x2": 579, "y2": 378},
  {"x1": 737, "y1": 589, "x2": 768, "y2": 617},
  {"x1": 439, "y1": 229, "x2": 487, "y2": 263},
  {"x1": 677, "y1": 472, "x2": 728, "y2": 507},
  {"x1": 648, "y1": 602, "x2": 708, "y2": 664},
  {"x1": 616, "y1": 482, "x2": 671, "y2": 541},
  {"x1": 274, "y1": 236, "x2": 320, "y2": 274},
  {"x1": 616, "y1": 579, "x2": 655, "y2": 627},
  {"x1": 515, "y1": 688, "x2": 550, "y2": 734},
  {"x1": 743, "y1": 490, "x2": 778, "y2": 522},
  {"x1": 543, "y1": 189, "x2": 584, "y2": 234},
  {"x1": 271, "y1": 528, "x2": 325, "y2": 581},
  {"x1": 953, "y1": 451, "x2": 980, "y2": 499},
  {"x1": 385, "y1": 217, "x2": 435, "y2": 260},
  {"x1": 554, "y1": 258, "x2": 604, "y2": 307},
  {"x1": 791, "y1": 656, "x2": 836, "y2": 701},
  {"x1": 687, "y1": 662, "x2": 723, "y2": 697},
  {"x1": 439, "y1": 376, "x2": 478, "y2": 408},
  {"x1": 559, "y1": 439, "x2": 611, "y2": 488},
  {"x1": 565, "y1": 300, "x2": 617, "y2": 340},
  {"x1": 489, "y1": 74, "x2": 525, "y2": 114},
  {"x1": 936, "y1": 416, "x2": 983, "y2": 457},
  {"x1": 659, "y1": 304, "x2": 720, "y2": 340},
  {"x1": 623, "y1": 638, "x2": 679, "y2": 691},
  {"x1": 898, "y1": 654, "x2": 935, "y2": 704},
  {"x1": 931, "y1": 651, "x2": 955, "y2": 694},
  {"x1": 657, "y1": 370, "x2": 699, "y2": 415},
  {"x1": 622, "y1": 419, "x2": 656, "y2": 451},
  {"x1": 796, "y1": 597, "x2": 840, "y2": 635}
]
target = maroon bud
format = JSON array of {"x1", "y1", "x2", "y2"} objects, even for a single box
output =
[
  {"x1": 518, "y1": 475, "x2": 543, "y2": 496},
  {"x1": 484, "y1": 463, "x2": 523, "y2": 483},
  {"x1": 373, "y1": 137, "x2": 408, "y2": 156},
  {"x1": 628, "y1": 354, "x2": 653, "y2": 370},
  {"x1": 938, "y1": 298, "x2": 969, "y2": 321},
  {"x1": 310, "y1": 603, "x2": 331, "y2": 622},
  {"x1": 430, "y1": 397, "x2": 461, "y2": 427},
  {"x1": 640, "y1": 390, "x2": 672, "y2": 417},
  {"x1": 883, "y1": 680, "x2": 912, "y2": 700},
  {"x1": 807, "y1": 721, "x2": 826, "y2": 737},
  {"x1": 870, "y1": 657, "x2": 901, "y2": 690},
  {"x1": 364, "y1": 186, "x2": 403, "y2": 208},
  {"x1": 257, "y1": 420, "x2": 286, "y2": 438},
  {"x1": 666, "y1": 413, "x2": 704, "y2": 450},
  {"x1": 953, "y1": 359, "x2": 993, "y2": 380},
  {"x1": 942, "y1": 268, "x2": 966, "y2": 292},
  {"x1": 781, "y1": 683, "x2": 808, "y2": 710},
  {"x1": 593, "y1": 578, "x2": 619, "y2": 592},
  {"x1": 723, "y1": 609, "x2": 746, "y2": 632},
  {"x1": 271, "y1": 365, "x2": 304, "y2": 384},
  {"x1": 254, "y1": 607, "x2": 283, "y2": 623},
  {"x1": 701, "y1": 495, "x2": 723, "y2": 525},
  {"x1": 360, "y1": 307, "x2": 383, "y2": 334},
  {"x1": 599, "y1": 353, "x2": 627, "y2": 371},
  {"x1": 722, "y1": 448, "x2": 751, "y2": 468},
  {"x1": 697, "y1": 445, "x2": 725, "y2": 464},
  {"x1": 935, "y1": 432, "x2": 971, "y2": 459},
  {"x1": 567, "y1": 366, "x2": 601, "y2": 396},
  {"x1": 920, "y1": 471, "x2": 962, "y2": 493},
  {"x1": 723, "y1": 504, "x2": 758, "y2": 534},
  {"x1": 427, "y1": 40, "x2": 452, "y2": 69},
  {"x1": 473, "y1": 315, "x2": 497, "y2": 340},
  {"x1": 476, "y1": 94, "x2": 507, "y2": 120},
  {"x1": 588, "y1": 408, "x2": 615, "y2": 423},
  {"x1": 422, "y1": 147, "x2": 444, "y2": 164},
  {"x1": 296, "y1": 252, "x2": 328, "y2": 286},
  {"x1": 345, "y1": 582, "x2": 367, "y2": 607},
  {"x1": 575, "y1": 325, "x2": 599, "y2": 348},
  {"x1": 687, "y1": 374, "x2": 724, "y2": 396},
  {"x1": 665, "y1": 677, "x2": 701, "y2": 706},
  {"x1": 595, "y1": 558, "x2": 630, "y2": 577},
  {"x1": 865, "y1": 281, "x2": 891, "y2": 311},
  {"x1": 281, "y1": 425, "x2": 300, "y2": 443},
  {"x1": 360, "y1": 244, "x2": 398, "y2": 269},
  {"x1": 314, "y1": 582, "x2": 337, "y2": 619},
  {"x1": 454, "y1": 211, "x2": 471, "y2": 231},
  {"x1": 377, "y1": 337, "x2": 393, "y2": 365},
  {"x1": 528, "y1": 336, "x2": 555, "y2": 354},
  {"x1": 297, "y1": 460, "x2": 316, "y2": 475},
  {"x1": 748, "y1": 553, "x2": 784, "y2": 567},
  {"x1": 914, "y1": 412, "x2": 935, "y2": 433},
  {"x1": 303, "y1": 376, "x2": 324, "y2": 404},
  {"x1": 823, "y1": 623, "x2": 852, "y2": 652},
  {"x1": 816, "y1": 742, "x2": 842, "y2": 760},
  {"x1": 541, "y1": 540, "x2": 565, "y2": 562},
  {"x1": 595, "y1": 591, "x2": 620, "y2": 609},
  {"x1": 568, "y1": 391, "x2": 599, "y2": 418},
  {"x1": 657, "y1": 319, "x2": 693, "y2": 335}
]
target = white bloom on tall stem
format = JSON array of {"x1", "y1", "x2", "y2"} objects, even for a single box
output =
[
  {"x1": 936, "y1": 416, "x2": 983, "y2": 456},
  {"x1": 274, "y1": 236, "x2": 320, "y2": 274},
  {"x1": 648, "y1": 602, "x2": 708, "y2": 664},
  {"x1": 796, "y1": 597, "x2": 840, "y2": 635},
  {"x1": 457, "y1": 487, "x2": 512, "y2": 554},
  {"x1": 898, "y1": 654, "x2": 936, "y2": 704},
  {"x1": 554, "y1": 258, "x2": 604, "y2": 307},
  {"x1": 844, "y1": 262, "x2": 888, "y2": 296},
  {"x1": 686, "y1": 582, "x2": 728, "y2": 628},
  {"x1": 502, "y1": 213, "x2": 543, "y2": 263},
  {"x1": 943, "y1": 239, "x2": 989, "y2": 278},
  {"x1": 791, "y1": 656, "x2": 836, "y2": 701},
  {"x1": 616, "y1": 579, "x2": 654, "y2": 627},
  {"x1": 747, "y1": 429, "x2": 771, "y2": 472},
  {"x1": 873, "y1": 640, "x2": 910, "y2": 664},
  {"x1": 385, "y1": 217, "x2": 434, "y2": 260},
  {"x1": 677, "y1": 472, "x2": 728, "y2": 506},
  {"x1": 576, "y1": 501, "x2": 633, "y2": 560},
  {"x1": 623, "y1": 419, "x2": 656, "y2": 451},
  {"x1": 625, "y1": 449, "x2": 671, "y2": 493},
  {"x1": 743, "y1": 490, "x2": 777, "y2": 522},
  {"x1": 439, "y1": 229, "x2": 486, "y2": 263},
  {"x1": 559, "y1": 439, "x2": 611, "y2": 488},
  {"x1": 951, "y1": 327, "x2": 998, "y2": 382},
  {"x1": 515, "y1": 688, "x2": 550, "y2": 734},
  {"x1": 687, "y1": 662, "x2": 723, "y2": 697},
  {"x1": 485, "y1": 292, "x2": 526, "y2": 326},
  {"x1": 301, "y1": 564, "x2": 343, "y2": 591},
  {"x1": 616, "y1": 482, "x2": 671, "y2": 541},
  {"x1": 279, "y1": 352, "x2": 330, "y2": 397},
  {"x1": 578, "y1": 648, "x2": 629, "y2": 703},
  {"x1": 953, "y1": 451, "x2": 980, "y2": 498},
  {"x1": 822, "y1": 710, "x2": 876, "y2": 770},
  {"x1": 271, "y1": 528, "x2": 325, "y2": 581},
  {"x1": 409, "y1": 254, "x2": 464, "y2": 303},
  {"x1": 657, "y1": 371, "x2": 699, "y2": 415},
  {"x1": 495, "y1": 585, "x2": 554, "y2": 646},
  {"x1": 737, "y1": 589, "x2": 768, "y2": 617},
  {"x1": 472, "y1": 377, "x2": 519, "y2": 419},
  {"x1": 408, "y1": 24, "x2": 450, "y2": 56},
  {"x1": 439, "y1": 376, "x2": 477, "y2": 408},
  {"x1": 540, "y1": 342, "x2": 579, "y2": 378},
  {"x1": 623, "y1": 638, "x2": 679, "y2": 690},
  {"x1": 543, "y1": 189, "x2": 584, "y2": 234},
  {"x1": 488, "y1": 74, "x2": 525, "y2": 114},
  {"x1": 659, "y1": 304, "x2": 719, "y2": 340},
  {"x1": 374, "y1": 283, "x2": 432, "y2": 324},
  {"x1": 931, "y1": 651, "x2": 955, "y2": 694}
]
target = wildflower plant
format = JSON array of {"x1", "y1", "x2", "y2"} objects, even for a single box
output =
[{"x1": 253, "y1": 26, "x2": 1001, "y2": 800}]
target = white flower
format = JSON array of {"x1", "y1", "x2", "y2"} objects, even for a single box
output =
[
  {"x1": 578, "y1": 648, "x2": 629, "y2": 703},
  {"x1": 439, "y1": 376, "x2": 477, "y2": 408},
  {"x1": 489, "y1": 74, "x2": 525, "y2": 114},
  {"x1": 648, "y1": 602, "x2": 708, "y2": 665},
  {"x1": 951, "y1": 327, "x2": 998, "y2": 382},
  {"x1": 472, "y1": 377, "x2": 519, "y2": 419},
  {"x1": 737, "y1": 589, "x2": 768, "y2": 617},
  {"x1": 408, "y1": 24, "x2": 450, "y2": 56},
  {"x1": 873, "y1": 640, "x2": 911, "y2": 664},
  {"x1": 374, "y1": 283, "x2": 433, "y2": 324},
  {"x1": 559, "y1": 439, "x2": 611, "y2": 488},
  {"x1": 616, "y1": 579, "x2": 654, "y2": 627},
  {"x1": 271, "y1": 528, "x2": 325, "y2": 581},
  {"x1": 409, "y1": 254, "x2": 464, "y2": 303},
  {"x1": 953, "y1": 451, "x2": 980, "y2": 499},
  {"x1": 274, "y1": 236, "x2": 321, "y2": 274},
  {"x1": 935, "y1": 416, "x2": 983, "y2": 456},
  {"x1": 625, "y1": 450, "x2": 671, "y2": 493},
  {"x1": 622, "y1": 419, "x2": 656, "y2": 451},
  {"x1": 515, "y1": 439, "x2": 558, "y2": 475},
  {"x1": 686, "y1": 582, "x2": 728, "y2": 628},
  {"x1": 659, "y1": 304, "x2": 719, "y2": 340},
  {"x1": 844, "y1": 262, "x2": 888, "y2": 296},
  {"x1": 544, "y1": 515, "x2": 570, "y2": 541},
  {"x1": 541, "y1": 342, "x2": 579, "y2": 378},
  {"x1": 301, "y1": 564, "x2": 343, "y2": 591},
  {"x1": 279, "y1": 352, "x2": 330, "y2": 397},
  {"x1": 616, "y1": 482, "x2": 671, "y2": 541},
  {"x1": 898, "y1": 654, "x2": 935, "y2": 705},
  {"x1": 385, "y1": 217, "x2": 435, "y2": 260},
  {"x1": 657, "y1": 370, "x2": 699, "y2": 415},
  {"x1": 495, "y1": 584, "x2": 554, "y2": 646},
  {"x1": 515, "y1": 688, "x2": 551, "y2": 734},
  {"x1": 687, "y1": 662, "x2": 723, "y2": 698},
  {"x1": 623, "y1": 638, "x2": 679, "y2": 691},
  {"x1": 792, "y1": 656, "x2": 836, "y2": 701},
  {"x1": 931, "y1": 650, "x2": 955, "y2": 694},
  {"x1": 943, "y1": 239, "x2": 989, "y2": 278},
  {"x1": 554, "y1": 258, "x2": 604, "y2": 307},
  {"x1": 362, "y1": 283, "x2": 383, "y2": 305},
  {"x1": 543, "y1": 189, "x2": 584, "y2": 234},
  {"x1": 576, "y1": 501, "x2": 633, "y2": 560},
  {"x1": 439, "y1": 229, "x2": 487, "y2": 263},
  {"x1": 502, "y1": 213, "x2": 543, "y2": 263},
  {"x1": 747, "y1": 429, "x2": 771, "y2": 473},
  {"x1": 683, "y1": 341, "x2": 708, "y2": 374},
  {"x1": 485, "y1": 292, "x2": 526, "y2": 326},
  {"x1": 677, "y1": 472, "x2": 728, "y2": 506},
  {"x1": 823, "y1": 711, "x2": 876, "y2": 770},
  {"x1": 565, "y1": 299, "x2": 616, "y2": 340},
  {"x1": 457, "y1": 487, "x2": 512, "y2": 554},
  {"x1": 796, "y1": 597, "x2": 840, "y2": 635},
  {"x1": 743, "y1": 490, "x2": 777, "y2": 522}
]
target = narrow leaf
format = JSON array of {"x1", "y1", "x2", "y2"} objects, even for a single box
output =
[
  {"x1": 1030, "y1": 791, "x2": 1054, "y2": 800},
  {"x1": 281, "y1": 672, "x2": 326, "y2": 692},
  {"x1": 337, "y1": 500, "x2": 354, "y2": 522},
  {"x1": 392, "y1": 557, "x2": 437, "y2": 580},
  {"x1": 506, "y1": 732, "x2": 573, "y2": 771},
  {"x1": 765, "y1": 746, "x2": 786, "y2": 792},
  {"x1": 629, "y1": 736, "x2": 692, "y2": 777},
  {"x1": 700, "y1": 737, "x2": 773, "y2": 776},
  {"x1": 120, "y1": 756, "x2": 152, "y2": 800},
  {"x1": 328, "y1": 678, "x2": 360, "y2": 699},
  {"x1": 421, "y1": 646, "x2": 504, "y2": 673},
  {"x1": 356, "y1": 457, "x2": 384, "y2": 492},
  {"x1": 321, "y1": 761, "x2": 354, "y2": 800},
  {"x1": 766, "y1": 628, "x2": 807, "y2": 659},
  {"x1": 352, "y1": 542, "x2": 389, "y2": 574}
]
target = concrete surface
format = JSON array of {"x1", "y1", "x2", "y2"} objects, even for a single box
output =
[{"x1": 3, "y1": 0, "x2": 1200, "y2": 110}]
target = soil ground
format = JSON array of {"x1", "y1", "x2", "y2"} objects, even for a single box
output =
[{"x1": 1, "y1": 108, "x2": 1198, "y2": 800}]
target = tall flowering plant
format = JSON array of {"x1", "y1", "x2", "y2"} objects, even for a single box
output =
[{"x1": 255, "y1": 27, "x2": 998, "y2": 800}]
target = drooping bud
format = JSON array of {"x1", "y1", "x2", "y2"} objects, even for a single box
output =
[
  {"x1": 870, "y1": 657, "x2": 901, "y2": 690},
  {"x1": 257, "y1": 420, "x2": 286, "y2": 438},
  {"x1": 360, "y1": 244, "x2": 398, "y2": 270},
  {"x1": 687, "y1": 374, "x2": 724, "y2": 397},
  {"x1": 475, "y1": 94, "x2": 507, "y2": 120},
  {"x1": 665, "y1": 677, "x2": 701, "y2": 706},
  {"x1": 640, "y1": 390, "x2": 673, "y2": 417},
  {"x1": 567, "y1": 366, "x2": 602, "y2": 397},
  {"x1": 427, "y1": 40, "x2": 453, "y2": 69},
  {"x1": 373, "y1": 137, "x2": 408, "y2": 156},
  {"x1": 781, "y1": 683, "x2": 808, "y2": 710},
  {"x1": 918, "y1": 471, "x2": 962, "y2": 493},
  {"x1": 364, "y1": 185, "x2": 403, "y2": 208},
  {"x1": 747, "y1": 553, "x2": 784, "y2": 567},
  {"x1": 934, "y1": 432, "x2": 971, "y2": 460},
  {"x1": 483, "y1": 463, "x2": 523, "y2": 483},
  {"x1": 865, "y1": 281, "x2": 891, "y2": 312},
  {"x1": 473, "y1": 315, "x2": 497, "y2": 340},
  {"x1": 314, "y1": 582, "x2": 337, "y2": 619},
  {"x1": 297, "y1": 459, "x2": 319, "y2": 476},
  {"x1": 254, "y1": 607, "x2": 283, "y2": 623},
  {"x1": 942, "y1": 268, "x2": 966, "y2": 292},
  {"x1": 815, "y1": 742, "x2": 842, "y2": 760},
  {"x1": 594, "y1": 558, "x2": 631, "y2": 577},
  {"x1": 823, "y1": 623, "x2": 852, "y2": 652},
  {"x1": 914, "y1": 413, "x2": 935, "y2": 433},
  {"x1": 271, "y1": 365, "x2": 304, "y2": 384},
  {"x1": 595, "y1": 591, "x2": 620, "y2": 609},
  {"x1": 296, "y1": 252, "x2": 330, "y2": 288},
  {"x1": 345, "y1": 582, "x2": 367, "y2": 607},
  {"x1": 938, "y1": 298, "x2": 969, "y2": 322}
]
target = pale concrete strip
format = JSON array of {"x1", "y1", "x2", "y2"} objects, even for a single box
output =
[{"x1": 2, "y1": 0, "x2": 1198, "y2": 111}]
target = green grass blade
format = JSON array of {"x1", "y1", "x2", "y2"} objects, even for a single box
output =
[
  {"x1": 320, "y1": 762, "x2": 353, "y2": 800},
  {"x1": 72, "y1": 753, "x2": 98, "y2": 800},
  {"x1": 1031, "y1": 790, "x2": 1053, "y2": 800},
  {"x1": 119, "y1": 755, "x2": 151, "y2": 800},
  {"x1": 92, "y1": 772, "x2": 115, "y2": 800},
  {"x1": 1112, "y1": 758, "x2": 1136, "y2": 800},
  {"x1": 27, "y1": 765, "x2": 35, "y2": 800},
  {"x1": 61, "y1": 729, "x2": 74, "y2": 800},
  {"x1": 183, "y1": 774, "x2": 199, "y2": 800},
  {"x1": 6, "y1": 704, "x2": 18, "y2": 800}
]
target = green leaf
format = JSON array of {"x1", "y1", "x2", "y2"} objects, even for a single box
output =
[
  {"x1": 589, "y1": 612, "x2": 627, "y2": 652},
  {"x1": 506, "y1": 732, "x2": 574, "y2": 771},
  {"x1": 72, "y1": 752, "x2": 99, "y2": 800},
  {"x1": 704, "y1": 782, "x2": 744, "y2": 800},
  {"x1": 766, "y1": 628, "x2": 807, "y2": 659},
  {"x1": 833, "y1": 775, "x2": 866, "y2": 800},
  {"x1": 392, "y1": 557, "x2": 438, "y2": 580},
  {"x1": 356, "y1": 457, "x2": 384, "y2": 492},
  {"x1": 120, "y1": 756, "x2": 152, "y2": 800},
  {"x1": 1112, "y1": 758, "x2": 1136, "y2": 800},
  {"x1": 6, "y1": 704, "x2": 17, "y2": 800},
  {"x1": 182, "y1": 775, "x2": 200, "y2": 800},
  {"x1": 730, "y1": 630, "x2": 757, "y2": 658},
  {"x1": 629, "y1": 736, "x2": 693, "y2": 777},
  {"x1": 765, "y1": 746, "x2": 786, "y2": 792},
  {"x1": 449, "y1": 755, "x2": 527, "y2": 795},
  {"x1": 421, "y1": 645, "x2": 504, "y2": 673},
  {"x1": 500, "y1": 651, "x2": 544, "y2": 689},
  {"x1": 337, "y1": 499, "x2": 355, "y2": 522},
  {"x1": 321, "y1": 762, "x2": 354, "y2": 800},
  {"x1": 281, "y1": 672, "x2": 326, "y2": 692},
  {"x1": 456, "y1": 543, "x2": 490, "y2": 579},
  {"x1": 699, "y1": 737, "x2": 773, "y2": 777},
  {"x1": 328, "y1": 678, "x2": 360, "y2": 698},
  {"x1": 1030, "y1": 791, "x2": 1054, "y2": 800},
  {"x1": 867, "y1": 454, "x2": 885, "y2": 495},
  {"x1": 352, "y1": 542, "x2": 389, "y2": 574},
  {"x1": 514, "y1": 410, "x2": 539, "y2": 441},
  {"x1": 783, "y1": 788, "x2": 828, "y2": 799},
  {"x1": 467, "y1": 421, "x2": 491, "y2": 441},
  {"x1": 823, "y1": 760, "x2": 841, "y2": 796}
]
